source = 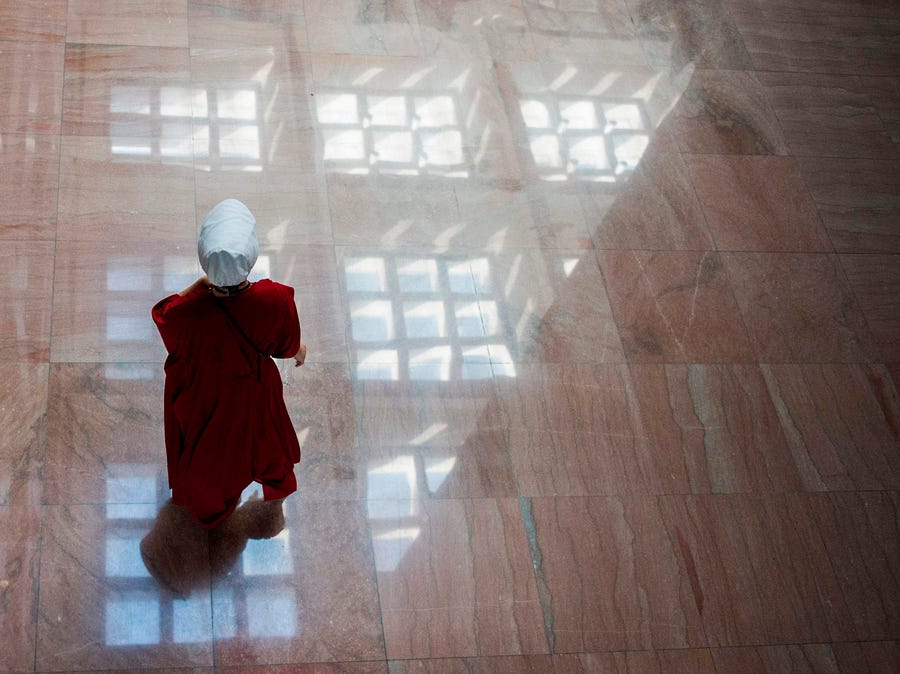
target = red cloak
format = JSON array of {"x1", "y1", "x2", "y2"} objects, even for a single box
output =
[{"x1": 152, "y1": 279, "x2": 301, "y2": 528}]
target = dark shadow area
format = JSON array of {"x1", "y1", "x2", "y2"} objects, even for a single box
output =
[{"x1": 139, "y1": 497, "x2": 286, "y2": 598}]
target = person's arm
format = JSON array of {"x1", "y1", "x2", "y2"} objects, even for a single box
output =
[{"x1": 294, "y1": 343, "x2": 307, "y2": 367}]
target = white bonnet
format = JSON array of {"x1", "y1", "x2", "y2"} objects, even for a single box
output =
[{"x1": 198, "y1": 199, "x2": 259, "y2": 287}]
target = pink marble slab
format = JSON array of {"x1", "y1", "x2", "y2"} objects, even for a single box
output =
[
  {"x1": 625, "y1": 0, "x2": 752, "y2": 71},
  {"x1": 0, "y1": 40, "x2": 64, "y2": 134},
  {"x1": 724, "y1": 252, "x2": 879, "y2": 363},
  {"x1": 188, "y1": 0, "x2": 309, "y2": 51},
  {"x1": 598, "y1": 250, "x2": 753, "y2": 362},
  {"x1": 526, "y1": 495, "x2": 706, "y2": 652},
  {"x1": 0, "y1": 363, "x2": 48, "y2": 509},
  {"x1": 66, "y1": 0, "x2": 189, "y2": 47},
  {"x1": 51, "y1": 239, "x2": 198, "y2": 363},
  {"x1": 758, "y1": 71, "x2": 899, "y2": 159},
  {"x1": 831, "y1": 641, "x2": 900, "y2": 673},
  {"x1": 480, "y1": 250, "x2": 623, "y2": 363},
  {"x1": 798, "y1": 157, "x2": 900, "y2": 253},
  {"x1": 761, "y1": 363, "x2": 900, "y2": 491},
  {"x1": 0, "y1": 505, "x2": 41, "y2": 672},
  {"x1": 36, "y1": 504, "x2": 214, "y2": 670},
  {"x1": 554, "y1": 649, "x2": 717, "y2": 674},
  {"x1": 373, "y1": 497, "x2": 547, "y2": 659},
  {"x1": 305, "y1": 0, "x2": 422, "y2": 57},
  {"x1": 737, "y1": 15, "x2": 900, "y2": 76},
  {"x1": 281, "y1": 362, "x2": 365, "y2": 500},
  {"x1": 62, "y1": 44, "x2": 191, "y2": 137},
  {"x1": 659, "y1": 492, "x2": 900, "y2": 646},
  {"x1": 212, "y1": 499, "x2": 384, "y2": 664},
  {"x1": 221, "y1": 665, "x2": 387, "y2": 674},
  {"x1": 388, "y1": 656, "x2": 555, "y2": 674},
  {"x1": 667, "y1": 69, "x2": 788, "y2": 156},
  {"x1": 840, "y1": 254, "x2": 900, "y2": 361},
  {"x1": 710, "y1": 644, "x2": 842, "y2": 673},
  {"x1": 0, "y1": 0, "x2": 66, "y2": 43},
  {"x1": 354, "y1": 376, "x2": 503, "y2": 450},
  {"x1": 195, "y1": 169, "x2": 331, "y2": 246},
  {"x1": 416, "y1": 0, "x2": 536, "y2": 61},
  {"x1": 0, "y1": 133, "x2": 59, "y2": 240},
  {"x1": 0, "y1": 240, "x2": 55, "y2": 361},
  {"x1": 582, "y1": 150, "x2": 714, "y2": 250},
  {"x1": 365, "y1": 429, "x2": 517, "y2": 501},
  {"x1": 58, "y1": 134, "x2": 196, "y2": 243},
  {"x1": 44, "y1": 363, "x2": 167, "y2": 506},
  {"x1": 686, "y1": 155, "x2": 831, "y2": 252}
]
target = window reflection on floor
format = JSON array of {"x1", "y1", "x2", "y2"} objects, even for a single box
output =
[{"x1": 345, "y1": 253, "x2": 514, "y2": 381}]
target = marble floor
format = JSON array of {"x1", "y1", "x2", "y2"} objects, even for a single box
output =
[{"x1": 1, "y1": 0, "x2": 899, "y2": 672}]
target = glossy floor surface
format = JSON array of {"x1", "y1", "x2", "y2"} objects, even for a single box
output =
[{"x1": 1, "y1": 0, "x2": 899, "y2": 672}]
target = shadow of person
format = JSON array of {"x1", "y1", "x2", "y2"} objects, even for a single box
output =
[{"x1": 140, "y1": 496, "x2": 286, "y2": 598}]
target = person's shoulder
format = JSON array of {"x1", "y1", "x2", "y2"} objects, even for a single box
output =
[{"x1": 253, "y1": 279, "x2": 296, "y2": 299}]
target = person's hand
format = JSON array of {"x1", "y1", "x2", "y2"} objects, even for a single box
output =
[
  {"x1": 294, "y1": 343, "x2": 307, "y2": 367},
  {"x1": 178, "y1": 275, "x2": 210, "y2": 297}
]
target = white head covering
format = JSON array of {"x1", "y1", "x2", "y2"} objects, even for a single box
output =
[{"x1": 198, "y1": 199, "x2": 259, "y2": 287}]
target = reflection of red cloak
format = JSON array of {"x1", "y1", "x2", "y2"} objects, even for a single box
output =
[{"x1": 152, "y1": 280, "x2": 301, "y2": 528}]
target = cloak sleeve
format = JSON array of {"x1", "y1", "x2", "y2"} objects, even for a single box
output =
[
  {"x1": 272, "y1": 286, "x2": 301, "y2": 359},
  {"x1": 152, "y1": 286, "x2": 205, "y2": 355}
]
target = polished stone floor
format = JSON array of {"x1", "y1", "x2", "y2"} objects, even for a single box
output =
[{"x1": 1, "y1": 0, "x2": 899, "y2": 672}]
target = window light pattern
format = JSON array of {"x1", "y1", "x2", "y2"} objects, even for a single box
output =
[
  {"x1": 317, "y1": 89, "x2": 469, "y2": 178},
  {"x1": 344, "y1": 254, "x2": 512, "y2": 381}
]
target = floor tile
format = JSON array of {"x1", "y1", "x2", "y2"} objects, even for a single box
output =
[
  {"x1": 51, "y1": 239, "x2": 198, "y2": 363},
  {"x1": 480, "y1": 250, "x2": 624, "y2": 363},
  {"x1": 758, "y1": 71, "x2": 899, "y2": 160},
  {"x1": 761, "y1": 363, "x2": 900, "y2": 491},
  {"x1": 388, "y1": 655, "x2": 555, "y2": 674},
  {"x1": 0, "y1": 133, "x2": 60, "y2": 240},
  {"x1": 724, "y1": 252, "x2": 878, "y2": 363},
  {"x1": 0, "y1": 363, "x2": 48, "y2": 509},
  {"x1": 737, "y1": 15, "x2": 900, "y2": 76},
  {"x1": 36, "y1": 504, "x2": 214, "y2": 671},
  {"x1": 710, "y1": 644, "x2": 841, "y2": 673},
  {"x1": 58, "y1": 134, "x2": 196, "y2": 243},
  {"x1": 416, "y1": 0, "x2": 536, "y2": 61},
  {"x1": 629, "y1": 364, "x2": 802, "y2": 494},
  {"x1": 0, "y1": 241, "x2": 55, "y2": 362},
  {"x1": 840, "y1": 254, "x2": 900, "y2": 361},
  {"x1": 304, "y1": 0, "x2": 421, "y2": 57},
  {"x1": 686, "y1": 155, "x2": 831, "y2": 252},
  {"x1": 372, "y1": 497, "x2": 546, "y2": 659},
  {"x1": 0, "y1": 505, "x2": 41, "y2": 672},
  {"x1": 659, "y1": 492, "x2": 900, "y2": 646},
  {"x1": 554, "y1": 649, "x2": 716, "y2": 673},
  {"x1": 831, "y1": 641, "x2": 900, "y2": 673},
  {"x1": 187, "y1": 0, "x2": 309, "y2": 52},
  {"x1": 496, "y1": 362, "x2": 799, "y2": 496},
  {"x1": 526, "y1": 495, "x2": 706, "y2": 651},
  {"x1": 0, "y1": 39, "x2": 64, "y2": 134},
  {"x1": 0, "y1": 0, "x2": 67, "y2": 43},
  {"x1": 62, "y1": 44, "x2": 191, "y2": 137},
  {"x1": 798, "y1": 158, "x2": 900, "y2": 253},
  {"x1": 526, "y1": 0, "x2": 647, "y2": 66},
  {"x1": 281, "y1": 363, "x2": 364, "y2": 500},
  {"x1": 44, "y1": 363, "x2": 167, "y2": 506},
  {"x1": 212, "y1": 499, "x2": 384, "y2": 665},
  {"x1": 625, "y1": 0, "x2": 752, "y2": 71},
  {"x1": 220, "y1": 664, "x2": 387, "y2": 674},
  {"x1": 599, "y1": 250, "x2": 753, "y2": 362},
  {"x1": 195, "y1": 169, "x2": 331, "y2": 246},
  {"x1": 581, "y1": 150, "x2": 714, "y2": 250},
  {"x1": 666, "y1": 69, "x2": 788, "y2": 156},
  {"x1": 66, "y1": 0, "x2": 189, "y2": 48}
]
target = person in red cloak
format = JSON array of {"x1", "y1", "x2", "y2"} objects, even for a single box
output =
[{"x1": 151, "y1": 198, "x2": 307, "y2": 530}]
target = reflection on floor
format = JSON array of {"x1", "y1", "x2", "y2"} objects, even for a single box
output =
[{"x1": 1, "y1": 0, "x2": 899, "y2": 672}]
